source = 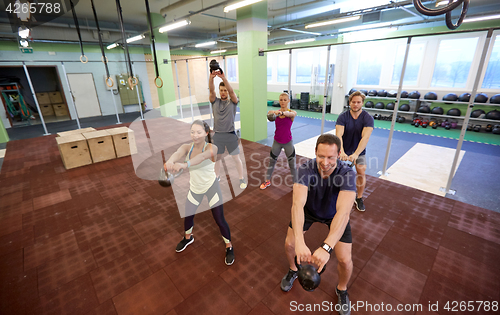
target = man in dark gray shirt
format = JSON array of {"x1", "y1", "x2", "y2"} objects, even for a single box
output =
[{"x1": 209, "y1": 70, "x2": 246, "y2": 189}]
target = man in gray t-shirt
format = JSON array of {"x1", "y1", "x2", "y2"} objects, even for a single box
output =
[{"x1": 209, "y1": 70, "x2": 246, "y2": 189}]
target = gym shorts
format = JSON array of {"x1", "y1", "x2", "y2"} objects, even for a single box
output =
[
  {"x1": 289, "y1": 209, "x2": 352, "y2": 244},
  {"x1": 213, "y1": 131, "x2": 240, "y2": 155}
]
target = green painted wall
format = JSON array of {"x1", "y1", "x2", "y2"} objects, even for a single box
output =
[
  {"x1": 237, "y1": 0, "x2": 268, "y2": 142},
  {"x1": 0, "y1": 118, "x2": 9, "y2": 143}
]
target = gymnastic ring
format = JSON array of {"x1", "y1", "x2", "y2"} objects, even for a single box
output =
[
  {"x1": 105, "y1": 77, "x2": 114, "y2": 88},
  {"x1": 128, "y1": 76, "x2": 138, "y2": 90},
  {"x1": 101, "y1": 56, "x2": 109, "y2": 64},
  {"x1": 80, "y1": 55, "x2": 88, "y2": 64},
  {"x1": 154, "y1": 76, "x2": 163, "y2": 88}
]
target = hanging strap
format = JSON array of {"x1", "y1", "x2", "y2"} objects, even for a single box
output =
[
  {"x1": 90, "y1": 0, "x2": 113, "y2": 88},
  {"x1": 144, "y1": 0, "x2": 163, "y2": 88},
  {"x1": 114, "y1": 0, "x2": 137, "y2": 90},
  {"x1": 69, "y1": 0, "x2": 87, "y2": 63}
]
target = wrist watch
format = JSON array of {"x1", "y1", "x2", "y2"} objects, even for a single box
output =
[{"x1": 321, "y1": 242, "x2": 332, "y2": 254}]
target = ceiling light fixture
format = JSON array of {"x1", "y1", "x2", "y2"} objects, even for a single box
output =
[
  {"x1": 195, "y1": 41, "x2": 217, "y2": 48},
  {"x1": 339, "y1": 21, "x2": 393, "y2": 33},
  {"x1": 284, "y1": 38, "x2": 316, "y2": 45},
  {"x1": 126, "y1": 34, "x2": 145, "y2": 43},
  {"x1": 463, "y1": 14, "x2": 500, "y2": 23},
  {"x1": 211, "y1": 49, "x2": 227, "y2": 54},
  {"x1": 280, "y1": 28, "x2": 321, "y2": 36},
  {"x1": 159, "y1": 20, "x2": 191, "y2": 33},
  {"x1": 18, "y1": 26, "x2": 30, "y2": 39},
  {"x1": 224, "y1": 0, "x2": 263, "y2": 13},
  {"x1": 107, "y1": 43, "x2": 118, "y2": 49},
  {"x1": 305, "y1": 15, "x2": 361, "y2": 29}
]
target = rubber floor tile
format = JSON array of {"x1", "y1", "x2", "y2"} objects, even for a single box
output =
[
  {"x1": 113, "y1": 190, "x2": 151, "y2": 210},
  {"x1": 77, "y1": 202, "x2": 122, "y2": 226},
  {"x1": 349, "y1": 216, "x2": 394, "y2": 245},
  {"x1": 411, "y1": 193, "x2": 455, "y2": 213},
  {"x1": 351, "y1": 236, "x2": 378, "y2": 270},
  {"x1": 0, "y1": 261, "x2": 38, "y2": 315},
  {"x1": 112, "y1": 270, "x2": 184, "y2": 315},
  {"x1": 0, "y1": 212, "x2": 22, "y2": 237},
  {"x1": 0, "y1": 191, "x2": 23, "y2": 208},
  {"x1": 201, "y1": 226, "x2": 259, "y2": 261},
  {"x1": 220, "y1": 251, "x2": 284, "y2": 308},
  {"x1": 173, "y1": 277, "x2": 251, "y2": 315},
  {"x1": 90, "y1": 225, "x2": 144, "y2": 266},
  {"x1": 25, "y1": 181, "x2": 62, "y2": 200},
  {"x1": 448, "y1": 203, "x2": 500, "y2": 245},
  {"x1": 32, "y1": 189, "x2": 72, "y2": 211},
  {"x1": 439, "y1": 226, "x2": 500, "y2": 270},
  {"x1": 377, "y1": 230, "x2": 437, "y2": 275},
  {"x1": 132, "y1": 211, "x2": 179, "y2": 243},
  {"x1": 247, "y1": 303, "x2": 275, "y2": 315},
  {"x1": 0, "y1": 226, "x2": 34, "y2": 256},
  {"x1": 33, "y1": 209, "x2": 82, "y2": 240},
  {"x1": 234, "y1": 208, "x2": 290, "y2": 245},
  {"x1": 253, "y1": 229, "x2": 290, "y2": 273},
  {"x1": 431, "y1": 246, "x2": 500, "y2": 300},
  {"x1": 99, "y1": 182, "x2": 136, "y2": 202},
  {"x1": 139, "y1": 230, "x2": 183, "y2": 272},
  {"x1": 70, "y1": 190, "x2": 106, "y2": 211},
  {"x1": 37, "y1": 248, "x2": 97, "y2": 296},
  {"x1": 349, "y1": 277, "x2": 415, "y2": 314},
  {"x1": 75, "y1": 219, "x2": 122, "y2": 246},
  {"x1": 85, "y1": 300, "x2": 118, "y2": 315},
  {"x1": 261, "y1": 282, "x2": 334, "y2": 315},
  {"x1": 33, "y1": 274, "x2": 100, "y2": 315},
  {"x1": 90, "y1": 250, "x2": 153, "y2": 304},
  {"x1": 390, "y1": 212, "x2": 447, "y2": 249},
  {"x1": 419, "y1": 271, "x2": 497, "y2": 314},
  {"x1": 358, "y1": 252, "x2": 427, "y2": 305},
  {"x1": 115, "y1": 201, "x2": 160, "y2": 227},
  {"x1": 24, "y1": 230, "x2": 80, "y2": 271},
  {"x1": 164, "y1": 246, "x2": 227, "y2": 299}
]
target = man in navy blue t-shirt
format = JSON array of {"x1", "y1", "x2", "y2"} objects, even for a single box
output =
[
  {"x1": 336, "y1": 91, "x2": 374, "y2": 212},
  {"x1": 280, "y1": 134, "x2": 356, "y2": 315}
]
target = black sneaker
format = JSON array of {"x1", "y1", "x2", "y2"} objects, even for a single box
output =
[
  {"x1": 175, "y1": 235, "x2": 194, "y2": 252},
  {"x1": 336, "y1": 287, "x2": 351, "y2": 315},
  {"x1": 280, "y1": 269, "x2": 298, "y2": 292},
  {"x1": 355, "y1": 198, "x2": 365, "y2": 212},
  {"x1": 225, "y1": 247, "x2": 234, "y2": 265}
]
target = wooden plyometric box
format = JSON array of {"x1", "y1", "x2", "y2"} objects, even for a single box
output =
[
  {"x1": 36, "y1": 92, "x2": 51, "y2": 105},
  {"x1": 57, "y1": 127, "x2": 96, "y2": 137},
  {"x1": 106, "y1": 127, "x2": 137, "y2": 158},
  {"x1": 83, "y1": 130, "x2": 116, "y2": 163},
  {"x1": 56, "y1": 134, "x2": 93, "y2": 169},
  {"x1": 52, "y1": 104, "x2": 68, "y2": 117},
  {"x1": 49, "y1": 91, "x2": 63, "y2": 103},
  {"x1": 40, "y1": 104, "x2": 55, "y2": 116}
]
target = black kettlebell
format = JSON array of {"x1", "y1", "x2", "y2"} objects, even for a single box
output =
[
  {"x1": 414, "y1": 122, "x2": 420, "y2": 127},
  {"x1": 432, "y1": 123, "x2": 438, "y2": 129},
  {"x1": 493, "y1": 125, "x2": 500, "y2": 135},
  {"x1": 486, "y1": 124, "x2": 493, "y2": 132},
  {"x1": 294, "y1": 257, "x2": 325, "y2": 292},
  {"x1": 421, "y1": 122, "x2": 428, "y2": 128},
  {"x1": 467, "y1": 124, "x2": 474, "y2": 131},
  {"x1": 267, "y1": 112, "x2": 276, "y2": 122},
  {"x1": 373, "y1": 114, "x2": 379, "y2": 120},
  {"x1": 158, "y1": 168, "x2": 184, "y2": 187},
  {"x1": 473, "y1": 125, "x2": 481, "y2": 132},
  {"x1": 445, "y1": 123, "x2": 451, "y2": 130},
  {"x1": 209, "y1": 59, "x2": 223, "y2": 74}
]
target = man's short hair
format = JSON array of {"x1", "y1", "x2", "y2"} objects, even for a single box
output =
[
  {"x1": 279, "y1": 92, "x2": 290, "y2": 99},
  {"x1": 219, "y1": 82, "x2": 226, "y2": 88},
  {"x1": 349, "y1": 91, "x2": 366, "y2": 103},
  {"x1": 315, "y1": 134, "x2": 341, "y2": 153}
]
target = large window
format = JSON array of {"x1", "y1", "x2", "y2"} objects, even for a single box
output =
[
  {"x1": 227, "y1": 57, "x2": 237, "y2": 82},
  {"x1": 356, "y1": 43, "x2": 384, "y2": 85},
  {"x1": 391, "y1": 43, "x2": 425, "y2": 86},
  {"x1": 295, "y1": 51, "x2": 313, "y2": 83},
  {"x1": 431, "y1": 37, "x2": 478, "y2": 88},
  {"x1": 482, "y1": 35, "x2": 500, "y2": 89},
  {"x1": 277, "y1": 54, "x2": 289, "y2": 83}
]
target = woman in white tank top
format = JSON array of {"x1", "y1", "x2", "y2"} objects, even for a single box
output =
[{"x1": 164, "y1": 120, "x2": 234, "y2": 265}]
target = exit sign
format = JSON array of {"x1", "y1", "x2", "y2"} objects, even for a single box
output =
[{"x1": 20, "y1": 47, "x2": 33, "y2": 54}]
